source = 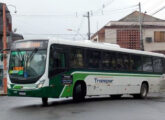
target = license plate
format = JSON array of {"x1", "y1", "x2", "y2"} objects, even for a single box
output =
[{"x1": 19, "y1": 92, "x2": 26, "y2": 96}]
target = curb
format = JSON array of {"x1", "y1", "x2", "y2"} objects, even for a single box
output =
[
  {"x1": 0, "y1": 93, "x2": 7, "y2": 96},
  {"x1": 0, "y1": 91, "x2": 7, "y2": 96}
]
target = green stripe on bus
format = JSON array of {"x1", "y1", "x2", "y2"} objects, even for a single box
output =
[
  {"x1": 72, "y1": 71, "x2": 161, "y2": 78},
  {"x1": 60, "y1": 71, "x2": 162, "y2": 97}
]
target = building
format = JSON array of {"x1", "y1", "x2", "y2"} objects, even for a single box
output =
[
  {"x1": 91, "y1": 11, "x2": 165, "y2": 54},
  {"x1": 0, "y1": 3, "x2": 23, "y2": 91},
  {"x1": 0, "y1": 3, "x2": 12, "y2": 50},
  {"x1": 0, "y1": 3, "x2": 23, "y2": 49}
]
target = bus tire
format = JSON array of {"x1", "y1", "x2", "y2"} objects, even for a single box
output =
[
  {"x1": 42, "y1": 97, "x2": 48, "y2": 106},
  {"x1": 133, "y1": 83, "x2": 148, "y2": 99},
  {"x1": 73, "y1": 82, "x2": 86, "y2": 102}
]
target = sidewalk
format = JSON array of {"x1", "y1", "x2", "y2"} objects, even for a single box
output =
[{"x1": 0, "y1": 88, "x2": 7, "y2": 96}]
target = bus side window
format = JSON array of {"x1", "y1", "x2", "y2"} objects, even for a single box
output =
[
  {"x1": 116, "y1": 53, "x2": 124, "y2": 70},
  {"x1": 49, "y1": 45, "x2": 66, "y2": 77},
  {"x1": 116, "y1": 53, "x2": 129, "y2": 71},
  {"x1": 143, "y1": 56, "x2": 153, "y2": 72},
  {"x1": 153, "y1": 57, "x2": 163, "y2": 73},
  {"x1": 102, "y1": 52, "x2": 116, "y2": 70},
  {"x1": 130, "y1": 55, "x2": 142, "y2": 72},
  {"x1": 69, "y1": 48, "x2": 84, "y2": 68},
  {"x1": 87, "y1": 50, "x2": 101, "y2": 69},
  {"x1": 123, "y1": 54, "x2": 130, "y2": 70},
  {"x1": 163, "y1": 58, "x2": 165, "y2": 73}
]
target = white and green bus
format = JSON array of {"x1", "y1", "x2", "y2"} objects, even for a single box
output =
[{"x1": 7, "y1": 38, "x2": 165, "y2": 105}]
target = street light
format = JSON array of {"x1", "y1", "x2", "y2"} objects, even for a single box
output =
[
  {"x1": 7, "y1": 4, "x2": 17, "y2": 13},
  {"x1": 67, "y1": 29, "x2": 86, "y2": 40}
]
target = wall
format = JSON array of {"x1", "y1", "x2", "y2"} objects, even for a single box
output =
[
  {"x1": 143, "y1": 28, "x2": 165, "y2": 52},
  {"x1": 104, "y1": 27, "x2": 165, "y2": 52},
  {"x1": 105, "y1": 29, "x2": 117, "y2": 44}
]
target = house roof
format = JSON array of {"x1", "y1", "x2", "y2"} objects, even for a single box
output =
[
  {"x1": 119, "y1": 11, "x2": 165, "y2": 22},
  {"x1": 91, "y1": 11, "x2": 165, "y2": 39}
]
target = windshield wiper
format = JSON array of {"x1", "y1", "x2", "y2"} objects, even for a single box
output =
[
  {"x1": 16, "y1": 49, "x2": 23, "y2": 61},
  {"x1": 27, "y1": 48, "x2": 38, "y2": 62},
  {"x1": 24, "y1": 48, "x2": 38, "y2": 78}
]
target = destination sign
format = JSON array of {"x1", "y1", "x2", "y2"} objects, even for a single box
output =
[{"x1": 11, "y1": 40, "x2": 48, "y2": 50}]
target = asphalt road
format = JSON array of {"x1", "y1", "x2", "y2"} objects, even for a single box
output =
[{"x1": 1, "y1": 94, "x2": 165, "y2": 120}]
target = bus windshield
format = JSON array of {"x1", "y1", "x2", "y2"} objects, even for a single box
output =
[{"x1": 9, "y1": 49, "x2": 47, "y2": 83}]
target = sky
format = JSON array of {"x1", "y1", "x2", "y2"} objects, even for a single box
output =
[{"x1": 1, "y1": 0, "x2": 165, "y2": 40}]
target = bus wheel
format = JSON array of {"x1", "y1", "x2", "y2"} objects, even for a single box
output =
[
  {"x1": 111, "y1": 95, "x2": 122, "y2": 99},
  {"x1": 73, "y1": 82, "x2": 86, "y2": 102},
  {"x1": 133, "y1": 83, "x2": 148, "y2": 99},
  {"x1": 42, "y1": 97, "x2": 48, "y2": 106}
]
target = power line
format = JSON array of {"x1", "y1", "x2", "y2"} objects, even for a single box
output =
[
  {"x1": 73, "y1": 17, "x2": 86, "y2": 39},
  {"x1": 23, "y1": 33, "x2": 89, "y2": 40},
  {"x1": 92, "y1": 8, "x2": 138, "y2": 17},
  {"x1": 92, "y1": 0, "x2": 114, "y2": 15},
  {"x1": 10, "y1": 3, "x2": 140, "y2": 41},
  {"x1": 12, "y1": 14, "x2": 80, "y2": 18},
  {"x1": 151, "y1": 6, "x2": 165, "y2": 15},
  {"x1": 88, "y1": 4, "x2": 138, "y2": 18},
  {"x1": 11, "y1": 4, "x2": 138, "y2": 18},
  {"x1": 22, "y1": 33, "x2": 89, "y2": 36}
]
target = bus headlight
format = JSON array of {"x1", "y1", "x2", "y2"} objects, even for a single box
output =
[{"x1": 36, "y1": 80, "x2": 45, "y2": 89}]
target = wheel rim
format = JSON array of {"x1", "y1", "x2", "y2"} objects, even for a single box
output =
[
  {"x1": 141, "y1": 84, "x2": 147, "y2": 97},
  {"x1": 76, "y1": 84, "x2": 82, "y2": 94},
  {"x1": 142, "y1": 87, "x2": 147, "y2": 97}
]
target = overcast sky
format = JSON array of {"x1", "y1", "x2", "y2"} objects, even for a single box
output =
[{"x1": 1, "y1": 0, "x2": 165, "y2": 40}]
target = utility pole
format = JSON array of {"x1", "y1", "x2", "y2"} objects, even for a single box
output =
[
  {"x1": 138, "y1": 2, "x2": 144, "y2": 51},
  {"x1": 2, "y1": 4, "x2": 7, "y2": 94},
  {"x1": 84, "y1": 11, "x2": 91, "y2": 40}
]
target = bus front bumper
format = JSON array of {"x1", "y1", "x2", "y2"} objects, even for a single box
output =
[{"x1": 7, "y1": 87, "x2": 58, "y2": 98}]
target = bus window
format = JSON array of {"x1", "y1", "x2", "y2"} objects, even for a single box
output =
[
  {"x1": 102, "y1": 52, "x2": 116, "y2": 70},
  {"x1": 70, "y1": 48, "x2": 84, "y2": 68},
  {"x1": 153, "y1": 57, "x2": 163, "y2": 73},
  {"x1": 130, "y1": 55, "x2": 142, "y2": 72},
  {"x1": 87, "y1": 50, "x2": 101, "y2": 69},
  {"x1": 116, "y1": 53, "x2": 124, "y2": 70},
  {"x1": 102, "y1": 52, "x2": 109, "y2": 69},
  {"x1": 143, "y1": 56, "x2": 153, "y2": 72},
  {"x1": 49, "y1": 46, "x2": 66, "y2": 77},
  {"x1": 163, "y1": 59, "x2": 165, "y2": 73},
  {"x1": 123, "y1": 54, "x2": 130, "y2": 70}
]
